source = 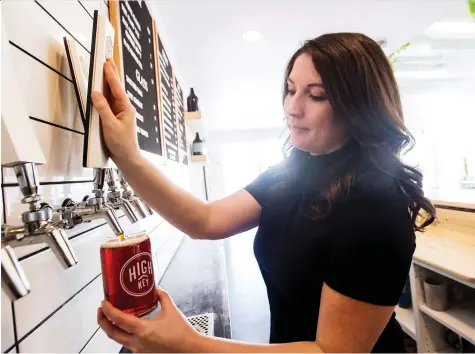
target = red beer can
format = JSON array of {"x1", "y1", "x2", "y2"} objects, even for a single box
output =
[{"x1": 100, "y1": 233, "x2": 158, "y2": 316}]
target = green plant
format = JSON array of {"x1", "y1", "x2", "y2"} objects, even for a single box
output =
[{"x1": 388, "y1": 42, "x2": 411, "y2": 65}]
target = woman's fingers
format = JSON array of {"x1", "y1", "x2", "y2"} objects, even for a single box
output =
[
  {"x1": 101, "y1": 300, "x2": 145, "y2": 335},
  {"x1": 156, "y1": 287, "x2": 174, "y2": 310},
  {"x1": 104, "y1": 61, "x2": 129, "y2": 103},
  {"x1": 108, "y1": 58, "x2": 120, "y2": 76},
  {"x1": 91, "y1": 91, "x2": 116, "y2": 128},
  {"x1": 98, "y1": 308, "x2": 135, "y2": 347}
]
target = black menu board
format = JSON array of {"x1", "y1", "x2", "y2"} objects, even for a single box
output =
[
  {"x1": 118, "y1": 1, "x2": 162, "y2": 155},
  {"x1": 157, "y1": 34, "x2": 179, "y2": 162},
  {"x1": 174, "y1": 77, "x2": 188, "y2": 165}
]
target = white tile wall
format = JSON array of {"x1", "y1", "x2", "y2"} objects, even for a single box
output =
[
  {"x1": 30, "y1": 121, "x2": 87, "y2": 180},
  {"x1": 36, "y1": 1, "x2": 93, "y2": 52},
  {"x1": 9, "y1": 45, "x2": 83, "y2": 132},
  {"x1": 156, "y1": 227, "x2": 184, "y2": 283},
  {"x1": 77, "y1": 1, "x2": 102, "y2": 20},
  {"x1": 81, "y1": 327, "x2": 122, "y2": 354},
  {"x1": 18, "y1": 277, "x2": 104, "y2": 353},
  {"x1": 2, "y1": 124, "x2": 91, "y2": 183},
  {"x1": 2, "y1": 0, "x2": 89, "y2": 80},
  {"x1": 137, "y1": 213, "x2": 164, "y2": 236},
  {"x1": 150, "y1": 220, "x2": 172, "y2": 256},
  {"x1": 1, "y1": 0, "x2": 192, "y2": 352},
  {"x1": 1, "y1": 290, "x2": 15, "y2": 352}
]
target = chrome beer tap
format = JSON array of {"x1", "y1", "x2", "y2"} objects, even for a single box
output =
[
  {"x1": 117, "y1": 169, "x2": 153, "y2": 217},
  {"x1": 1, "y1": 163, "x2": 78, "y2": 300},
  {"x1": 138, "y1": 196, "x2": 154, "y2": 216},
  {"x1": 58, "y1": 168, "x2": 124, "y2": 236},
  {"x1": 105, "y1": 168, "x2": 139, "y2": 223}
]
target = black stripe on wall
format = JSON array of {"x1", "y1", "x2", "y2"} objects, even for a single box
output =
[
  {"x1": 1, "y1": 179, "x2": 93, "y2": 188},
  {"x1": 4, "y1": 344, "x2": 16, "y2": 353},
  {"x1": 78, "y1": 0, "x2": 93, "y2": 20},
  {"x1": 9, "y1": 41, "x2": 73, "y2": 83},
  {"x1": 29, "y1": 116, "x2": 84, "y2": 135},
  {"x1": 11, "y1": 302, "x2": 20, "y2": 353},
  {"x1": 6, "y1": 43, "x2": 86, "y2": 137},
  {"x1": 17, "y1": 274, "x2": 102, "y2": 348},
  {"x1": 34, "y1": 0, "x2": 91, "y2": 54},
  {"x1": 2, "y1": 174, "x2": 6, "y2": 225},
  {"x1": 79, "y1": 327, "x2": 100, "y2": 353}
]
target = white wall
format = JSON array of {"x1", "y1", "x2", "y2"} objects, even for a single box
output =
[
  {"x1": 401, "y1": 85, "x2": 475, "y2": 204},
  {"x1": 1, "y1": 1, "x2": 192, "y2": 352},
  {"x1": 206, "y1": 128, "x2": 284, "y2": 200}
]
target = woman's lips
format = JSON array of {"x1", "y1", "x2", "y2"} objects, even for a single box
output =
[{"x1": 289, "y1": 125, "x2": 309, "y2": 133}]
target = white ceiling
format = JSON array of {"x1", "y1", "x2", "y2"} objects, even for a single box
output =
[
  {"x1": 394, "y1": 16, "x2": 475, "y2": 93},
  {"x1": 149, "y1": 0, "x2": 468, "y2": 131}
]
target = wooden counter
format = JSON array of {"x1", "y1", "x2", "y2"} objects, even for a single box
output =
[{"x1": 414, "y1": 227, "x2": 475, "y2": 285}]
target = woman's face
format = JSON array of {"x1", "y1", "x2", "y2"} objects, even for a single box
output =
[{"x1": 284, "y1": 53, "x2": 348, "y2": 155}]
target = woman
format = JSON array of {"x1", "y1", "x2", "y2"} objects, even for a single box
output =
[{"x1": 92, "y1": 32, "x2": 435, "y2": 353}]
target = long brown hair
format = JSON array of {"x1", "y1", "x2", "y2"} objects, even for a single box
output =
[{"x1": 282, "y1": 33, "x2": 435, "y2": 231}]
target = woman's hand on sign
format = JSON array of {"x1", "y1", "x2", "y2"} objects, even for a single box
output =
[
  {"x1": 91, "y1": 59, "x2": 140, "y2": 166},
  {"x1": 98, "y1": 287, "x2": 200, "y2": 353}
]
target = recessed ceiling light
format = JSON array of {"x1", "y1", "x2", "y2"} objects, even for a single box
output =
[{"x1": 242, "y1": 30, "x2": 263, "y2": 43}]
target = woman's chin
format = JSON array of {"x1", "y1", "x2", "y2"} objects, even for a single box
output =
[{"x1": 290, "y1": 134, "x2": 311, "y2": 152}]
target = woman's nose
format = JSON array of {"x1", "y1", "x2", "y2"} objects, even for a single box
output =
[{"x1": 285, "y1": 95, "x2": 304, "y2": 120}]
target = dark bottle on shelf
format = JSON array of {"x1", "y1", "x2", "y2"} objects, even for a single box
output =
[
  {"x1": 398, "y1": 277, "x2": 411, "y2": 308},
  {"x1": 192, "y1": 133, "x2": 204, "y2": 155},
  {"x1": 187, "y1": 88, "x2": 199, "y2": 112}
]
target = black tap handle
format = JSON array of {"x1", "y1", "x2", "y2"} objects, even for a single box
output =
[
  {"x1": 62, "y1": 198, "x2": 76, "y2": 208},
  {"x1": 40, "y1": 202, "x2": 53, "y2": 210}
]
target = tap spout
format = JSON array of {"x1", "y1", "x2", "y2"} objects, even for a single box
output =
[
  {"x1": 131, "y1": 198, "x2": 148, "y2": 219},
  {"x1": 119, "y1": 199, "x2": 139, "y2": 223},
  {"x1": 1, "y1": 245, "x2": 31, "y2": 300},
  {"x1": 138, "y1": 196, "x2": 154, "y2": 216},
  {"x1": 101, "y1": 207, "x2": 124, "y2": 236},
  {"x1": 44, "y1": 225, "x2": 78, "y2": 268}
]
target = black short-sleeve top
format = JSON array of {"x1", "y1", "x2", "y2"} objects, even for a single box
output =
[{"x1": 245, "y1": 142, "x2": 415, "y2": 353}]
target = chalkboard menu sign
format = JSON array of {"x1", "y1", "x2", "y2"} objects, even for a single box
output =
[
  {"x1": 112, "y1": 1, "x2": 162, "y2": 156},
  {"x1": 157, "y1": 34, "x2": 179, "y2": 162},
  {"x1": 174, "y1": 77, "x2": 188, "y2": 165}
]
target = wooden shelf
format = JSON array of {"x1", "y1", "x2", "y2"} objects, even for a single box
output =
[
  {"x1": 419, "y1": 302, "x2": 475, "y2": 345},
  {"x1": 191, "y1": 155, "x2": 206, "y2": 163},
  {"x1": 414, "y1": 228, "x2": 475, "y2": 287},
  {"x1": 184, "y1": 111, "x2": 201, "y2": 120},
  {"x1": 395, "y1": 306, "x2": 416, "y2": 340},
  {"x1": 185, "y1": 113, "x2": 204, "y2": 136},
  {"x1": 406, "y1": 211, "x2": 475, "y2": 352}
]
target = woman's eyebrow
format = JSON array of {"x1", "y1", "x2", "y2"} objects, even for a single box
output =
[{"x1": 287, "y1": 78, "x2": 324, "y2": 88}]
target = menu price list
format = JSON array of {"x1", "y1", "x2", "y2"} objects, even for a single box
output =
[
  {"x1": 158, "y1": 34, "x2": 179, "y2": 162},
  {"x1": 119, "y1": 0, "x2": 162, "y2": 155},
  {"x1": 175, "y1": 78, "x2": 188, "y2": 165}
]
